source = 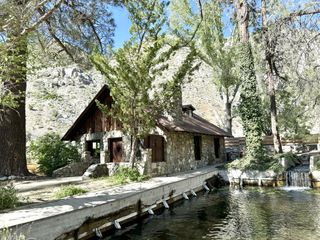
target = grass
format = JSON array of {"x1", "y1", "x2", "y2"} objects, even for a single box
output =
[
  {"x1": 53, "y1": 185, "x2": 87, "y2": 199},
  {"x1": 112, "y1": 167, "x2": 149, "y2": 184},
  {"x1": 0, "y1": 184, "x2": 19, "y2": 211},
  {"x1": 93, "y1": 167, "x2": 149, "y2": 185}
]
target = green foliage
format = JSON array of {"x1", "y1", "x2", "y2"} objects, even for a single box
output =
[
  {"x1": 169, "y1": 1, "x2": 240, "y2": 135},
  {"x1": 28, "y1": 133, "x2": 80, "y2": 176},
  {"x1": 113, "y1": 167, "x2": 148, "y2": 184},
  {"x1": 170, "y1": 0, "x2": 240, "y2": 92},
  {"x1": 40, "y1": 90, "x2": 60, "y2": 100},
  {"x1": 238, "y1": 43, "x2": 265, "y2": 163},
  {"x1": 227, "y1": 152, "x2": 299, "y2": 173},
  {"x1": 226, "y1": 154, "x2": 270, "y2": 172},
  {"x1": 0, "y1": 37, "x2": 28, "y2": 110},
  {"x1": 277, "y1": 89, "x2": 310, "y2": 139},
  {"x1": 0, "y1": 184, "x2": 19, "y2": 210},
  {"x1": 0, "y1": 228, "x2": 26, "y2": 240},
  {"x1": 92, "y1": 0, "x2": 198, "y2": 165},
  {"x1": 54, "y1": 185, "x2": 87, "y2": 199},
  {"x1": 313, "y1": 156, "x2": 320, "y2": 171}
]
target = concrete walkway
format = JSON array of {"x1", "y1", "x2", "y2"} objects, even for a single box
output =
[
  {"x1": 13, "y1": 176, "x2": 83, "y2": 192},
  {"x1": 0, "y1": 166, "x2": 223, "y2": 240}
]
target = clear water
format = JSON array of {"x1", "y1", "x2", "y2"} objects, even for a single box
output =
[{"x1": 107, "y1": 187, "x2": 320, "y2": 240}]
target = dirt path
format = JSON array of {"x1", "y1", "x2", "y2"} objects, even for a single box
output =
[{"x1": 11, "y1": 177, "x2": 120, "y2": 204}]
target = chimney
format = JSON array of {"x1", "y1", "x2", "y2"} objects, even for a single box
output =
[{"x1": 182, "y1": 104, "x2": 196, "y2": 117}]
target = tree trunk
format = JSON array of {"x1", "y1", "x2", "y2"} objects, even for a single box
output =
[
  {"x1": 224, "y1": 91, "x2": 232, "y2": 135},
  {"x1": 261, "y1": 0, "x2": 283, "y2": 153},
  {"x1": 0, "y1": 37, "x2": 29, "y2": 176},
  {"x1": 268, "y1": 74, "x2": 283, "y2": 153},
  {"x1": 129, "y1": 136, "x2": 138, "y2": 168},
  {"x1": 235, "y1": 0, "x2": 264, "y2": 163}
]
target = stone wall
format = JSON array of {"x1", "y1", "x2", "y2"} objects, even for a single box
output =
[{"x1": 149, "y1": 132, "x2": 225, "y2": 176}]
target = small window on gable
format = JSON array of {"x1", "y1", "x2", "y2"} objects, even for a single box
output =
[{"x1": 194, "y1": 136, "x2": 202, "y2": 160}]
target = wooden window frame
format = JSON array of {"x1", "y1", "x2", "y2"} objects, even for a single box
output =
[
  {"x1": 194, "y1": 136, "x2": 202, "y2": 160},
  {"x1": 145, "y1": 135, "x2": 165, "y2": 163},
  {"x1": 214, "y1": 137, "x2": 220, "y2": 159}
]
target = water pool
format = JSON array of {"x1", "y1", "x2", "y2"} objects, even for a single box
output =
[{"x1": 107, "y1": 187, "x2": 320, "y2": 240}]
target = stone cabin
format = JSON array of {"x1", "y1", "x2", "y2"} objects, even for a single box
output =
[{"x1": 62, "y1": 85, "x2": 232, "y2": 176}]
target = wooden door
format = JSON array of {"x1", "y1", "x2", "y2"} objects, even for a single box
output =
[
  {"x1": 145, "y1": 135, "x2": 164, "y2": 162},
  {"x1": 109, "y1": 138, "x2": 123, "y2": 162}
]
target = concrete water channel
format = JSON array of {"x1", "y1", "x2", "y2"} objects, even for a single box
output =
[
  {"x1": 2, "y1": 158, "x2": 320, "y2": 240},
  {"x1": 0, "y1": 166, "x2": 226, "y2": 240}
]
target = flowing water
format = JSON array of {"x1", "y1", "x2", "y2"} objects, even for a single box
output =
[
  {"x1": 106, "y1": 187, "x2": 320, "y2": 240},
  {"x1": 285, "y1": 164, "x2": 311, "y2": 188}
]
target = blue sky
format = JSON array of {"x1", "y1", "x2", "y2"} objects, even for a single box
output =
[
  {"x1": 111, "y1": 4, "x2": 233, "y2": 49},
  {"x1": 112, "y1": 7, "x2": 131, "y2": 49}
]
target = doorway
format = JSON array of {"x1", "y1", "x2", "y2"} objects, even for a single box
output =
[{"x1": 109, "y1": 138, "x2": 123, "y2": 162}]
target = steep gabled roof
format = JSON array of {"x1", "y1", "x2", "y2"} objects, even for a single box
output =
[{"x1": 62, "y1": 85, "x2": 110, "y2": 140}]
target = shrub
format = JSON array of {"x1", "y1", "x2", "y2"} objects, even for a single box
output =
[
  {"x1": 113, "y1": 167, "x2": 148, "y2": 184},
  {"x1": 54, "y1": 185, "x2": 87, "y2": 199},
  {"x1": 227, "y1": 152, "x2": 300, "y2": 173},
  {"x1": 0, "y1": 184, "x2": 19, "y2": 210},
  {"x1": 313, "y1": 156, "x2": 320, "y2": 170},
  {"x1": 0, "y1": 228, "x2": 25, "y2": 240},
  {"x1": 28, "y1": 133, "x2": 80, "y2": 176},
  {"x1": 273, "y1": 152, "x2": 300, "y2": 169}
]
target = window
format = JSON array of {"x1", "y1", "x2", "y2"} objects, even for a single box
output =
[
  {"x1": 194, "y1": 136, "x2": 202, "y2": 160},
  {"x1": 86, "y1": 140, "x2": 101, "y2": 158},
  {"x1": 214, "y1": 138, "x2": 220, "y2": 159}
]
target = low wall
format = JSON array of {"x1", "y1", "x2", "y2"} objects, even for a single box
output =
[
  {"x1": 220, "y1": 169, "x2": 281, "y2": 187},
  {"x1": 311, "y1": 171, "x2": 320, "y2": 187},
  {"x1": 1, "y1": 167, "x2": 221, "y2": 240}
]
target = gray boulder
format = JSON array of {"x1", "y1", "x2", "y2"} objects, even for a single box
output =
[
  {"x1": 82, "y1": 164, "x2": 109, "y2": 179},
  {"x1": 53, "y1": 161, "x2": 91, "y2": 178}
]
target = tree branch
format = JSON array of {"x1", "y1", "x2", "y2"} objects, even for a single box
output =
[
  {"x1": 20, "y1": 0, "x2": 64, "y2": 36},
  {"x1": 180, "y1": 0, "x2": 203, "y2": 47},
  {"x1": 283, "y1": 8, "x2": 320, "y2": 21},
  {"x1": 37, "y1": 7, "x2": 75, "y2": 61}
]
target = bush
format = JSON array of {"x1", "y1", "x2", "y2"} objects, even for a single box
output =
[
  {"x1": 0, "y1": 184, "x2": 19, "y2": 210},
  {"x1": 0, "y1": 228, "x2": 25, "y2": 240},
  {"x1": 273, "y1": 152, "x2": 299, "y2": 168},
  {"x1": 28, "y1": 133, "x2": 80, "y2": 176},
  {"x1": 113, "y1": 167, "x2": 148, "y2": 184},
  {"x1": 313, "y1": 156, "x2": 320, "y2": 170},
  {"x1": 227, "y1": 152, "x2": 299, "y2": 173},
  {"x1": 54, "y1": 185, "x2": 87, "y2": 199}
]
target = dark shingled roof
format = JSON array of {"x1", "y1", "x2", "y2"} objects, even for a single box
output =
[
  {"x1": 158, "y1": 114, "x2": 232, "y2": 137},
  {"x1": 62, "y1": 85, "x2": 232, "y2": 140}
]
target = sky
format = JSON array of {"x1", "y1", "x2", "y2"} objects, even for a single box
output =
[
  {"x1": 110, "y1": 3, "x2": 234, "y2": 49},
  {"x1": 112, "y1": 7, "x2": 131, "y2": 49}
]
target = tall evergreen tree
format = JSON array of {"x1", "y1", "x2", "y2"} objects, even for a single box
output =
[
  {"x1": 0, "y1": 0, "x2": 123, "y2": 176},
  {"x1": 234, "y1": 0, "x2": 265, "y2": 167}
]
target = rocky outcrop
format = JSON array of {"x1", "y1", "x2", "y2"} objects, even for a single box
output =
[
  {"x1": 26, "y1": 65, "x2": 106, "y2": 141},
  {"x1": 52, "y1": 161, "x2": 93, "y2": 178},
  {"x1": 82, "y1": 164, "x2": 109, "y2": 179}
]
